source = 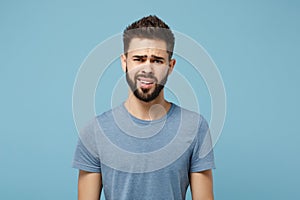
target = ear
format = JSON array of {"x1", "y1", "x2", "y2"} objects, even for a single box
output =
[
  {"x1": 168, "y1": 58, "x2": 176, "y2": 75},
  {"x1": 120, "y1": 54, "x2": 127, "y2": 72}
]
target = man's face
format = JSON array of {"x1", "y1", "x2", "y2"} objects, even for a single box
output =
[{"x1": 121, "y1": 38, "x2": 175, "y2": 102}]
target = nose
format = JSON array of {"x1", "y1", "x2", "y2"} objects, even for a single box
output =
[{"x1": 141, "y1": 61, "x2": 153, "y2": 74}]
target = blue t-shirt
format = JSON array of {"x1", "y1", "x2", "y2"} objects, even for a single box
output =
[{"x1": 73, "y1": 103, "x2": 215, "y2": 200}]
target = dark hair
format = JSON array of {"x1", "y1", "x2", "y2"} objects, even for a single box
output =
[{"x1": 123, "y1": 15, "x2": 175, "y2": 60}]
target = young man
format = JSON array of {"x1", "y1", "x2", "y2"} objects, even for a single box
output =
[{"x1": 73, "y1": 15, "x2": 215, "y2": 200}]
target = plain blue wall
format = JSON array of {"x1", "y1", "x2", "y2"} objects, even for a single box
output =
[{"x1": 1, "y1": 0, "x2": 299, "y2": 199}]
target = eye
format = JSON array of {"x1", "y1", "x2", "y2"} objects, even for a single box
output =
[
  {"x1": 153, "y1": 59, "x2": 163, "y2": 64},
  {"x1": 133, "y1": 58, "x2": 141, "y2": 62},
  {"x1": 133, "y1": 57, "x2": 146, "y2": 62}
]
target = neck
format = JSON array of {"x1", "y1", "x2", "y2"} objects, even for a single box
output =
[{"x1": 124, "y1": 90, "x2": 171, "y2": 121}]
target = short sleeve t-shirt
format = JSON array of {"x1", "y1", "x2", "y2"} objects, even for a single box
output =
[{"x1": 73, "y1": 103, "x2": 215, "y2": 200}]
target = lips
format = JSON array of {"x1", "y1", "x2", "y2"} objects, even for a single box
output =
[{"x1": 137, "y1": 76, "x2": 156, "y2": 89}]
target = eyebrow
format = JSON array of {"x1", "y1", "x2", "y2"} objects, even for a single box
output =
[
  {"x1": 132, "y1": 55, "x2": 165, "y2": 61},
  {"x1": 151, "y1": 55, "x2": 165, "y2": 61},
  {"x1": 132, "y1": 55, "x2": 147, "y2": 59}
]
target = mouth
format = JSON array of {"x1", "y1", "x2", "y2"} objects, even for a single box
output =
[{"x1": 137, "y1": 77, "x2": 155, "y2": 89}]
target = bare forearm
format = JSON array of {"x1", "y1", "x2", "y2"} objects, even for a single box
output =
[
  {"x1": 78, "y1": 170, "x2": 102, "y2": 200},
  {"x1": 190, "y1": 170, "x2": 214, "y2": 200}
]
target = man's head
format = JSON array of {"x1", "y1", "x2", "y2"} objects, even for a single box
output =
[
  {"x1": 121, "y1": 15, "x2": 176, "y2": 102},
  {"x1": 123, "y1": 15, "x2": 175, "y2": 60}
]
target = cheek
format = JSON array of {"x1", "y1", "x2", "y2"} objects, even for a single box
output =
[
  {"x1": 126, "y1": 65, "x2": 139, "y2": 75},
  {"x1": 156, "y1": 67, "x2": 169, "y2": 77}
]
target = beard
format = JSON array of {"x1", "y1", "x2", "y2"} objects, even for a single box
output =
[{"x1": 126, "y1": 67, "x2": 168, "y2": 102}]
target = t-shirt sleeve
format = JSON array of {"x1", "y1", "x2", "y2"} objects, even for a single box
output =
[
  {"x1": 72, "y1": 119, "x2": 101, "y2": 173},
  {"x1": 190, "y1": 116, "x2": 216, "y2": 172}
]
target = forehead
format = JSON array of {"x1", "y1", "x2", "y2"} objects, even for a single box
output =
[{"x1": 127, "y1": 38, "x2": 168, "y2": 56}]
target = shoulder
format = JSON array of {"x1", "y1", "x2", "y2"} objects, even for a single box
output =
[
  {"x1": 78, "y1": 106, "x2": 119, "y2": 137},
  {"x1": 169, "y1": 104, "x2": 209, "y2": 147},
  {"x1": 172, "y1": 104, "x2": 207, "y2": 128},
  {"x1": 94, "y1": 104, "x2": 126, "y2": 130}
]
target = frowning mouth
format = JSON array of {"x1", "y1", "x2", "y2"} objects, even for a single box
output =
[
  {"x1": 136, "y1": 76, "x2": 157, "y2": 89},
  {"x1": 138, "y1": 78, "x2": 154, "y2": 84}
]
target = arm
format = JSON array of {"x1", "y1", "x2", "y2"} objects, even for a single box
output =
[
  {"x1": 78, "y1": 170, "x2": 102, "y2": 200},
  {"x1": 190, "y1": 169, "x2": 214, "y2": 200}
]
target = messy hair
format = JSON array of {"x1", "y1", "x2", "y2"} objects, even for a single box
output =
[{"x1": 123, "y1": 15, "x2": 175, "y2": 60}]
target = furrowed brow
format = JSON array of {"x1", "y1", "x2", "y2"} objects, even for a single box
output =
[
  {"x1": 132, "y1": 55, "x2": 147, "y2": 59},
  {"x1": 151, "y1": 55, "x2": 165, "y2": 61}
]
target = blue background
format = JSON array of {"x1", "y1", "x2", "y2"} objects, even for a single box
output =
[{"x1": 1, "y1": 0, "x2": 299, "y2": 199}]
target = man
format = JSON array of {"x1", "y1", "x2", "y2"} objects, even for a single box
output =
[{"x1": 73, "y1": 15, "x2": 215, "y2": 200}]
